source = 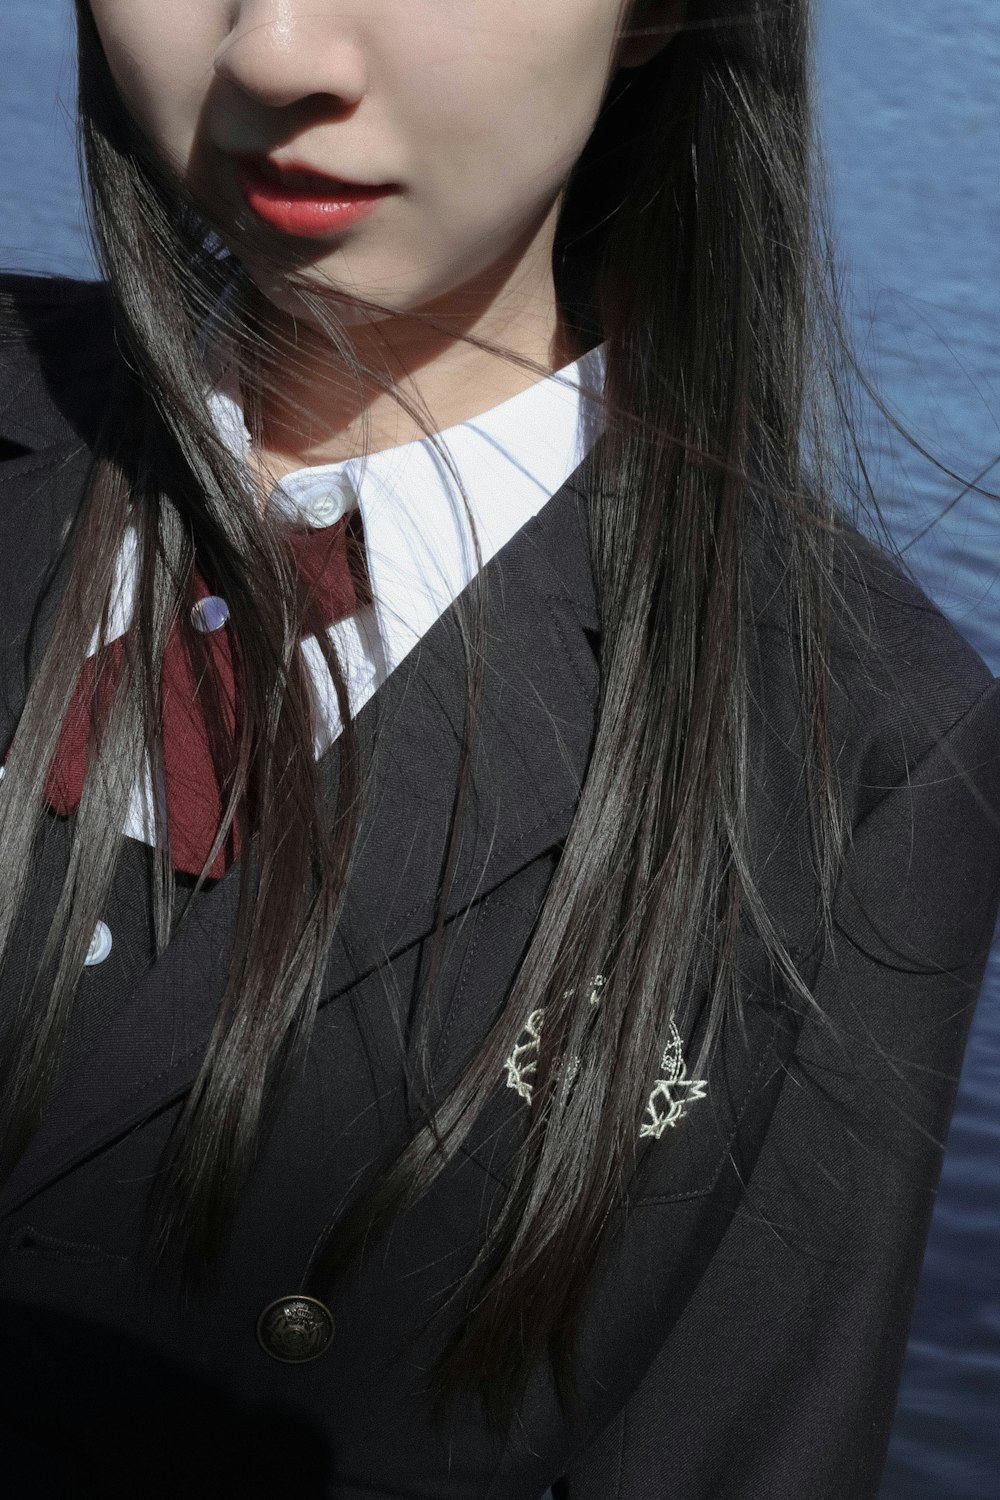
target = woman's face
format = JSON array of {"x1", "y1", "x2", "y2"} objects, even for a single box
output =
[{"x1": 87, "y1": 0, "x2": 661, "y2": 323}]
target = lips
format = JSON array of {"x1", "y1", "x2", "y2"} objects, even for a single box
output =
[
  {"x1": 245, "y1": 156, "x2": 378, "y2": 193},
  {"x1": 233, "y1": 155, "x2": 396, "y2": 238}
]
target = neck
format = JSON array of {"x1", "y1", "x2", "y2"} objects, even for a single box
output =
[{"x1": 240, "y1": 213, "x2": 585, "y2": 485}]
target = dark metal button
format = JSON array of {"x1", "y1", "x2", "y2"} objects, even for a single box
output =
[{"x1": 256, "y1": 1295, "x2": 334, "y2": 1363}]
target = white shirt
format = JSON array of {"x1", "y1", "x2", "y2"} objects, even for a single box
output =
[{"x1": 97, "y1": 348, "x2": 606, "y2": 847}]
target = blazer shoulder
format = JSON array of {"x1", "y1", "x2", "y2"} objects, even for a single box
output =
[
  {"x1": 0, "y1": 273, "x2": 115, "y2": 456},
  {"x1": 835, "y1": 521, "x2": 990, "y2": 700},
  {"x1": 752, "y1": 514, "x2": 996, "y2": 830},
  {"x1": 831, "y1": 523, "x2": 996, "y2": 813}
]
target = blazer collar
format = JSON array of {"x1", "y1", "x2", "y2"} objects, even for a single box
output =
[
  {"x1": 0, "y1": 276, "x2": 115, "y2": 455},
  {"x1": 0, "y1": 453, "x2": 600, "y2": 1216},
  {"x1": 0, "y1": 278, "x2": 115, "y2": 748}
]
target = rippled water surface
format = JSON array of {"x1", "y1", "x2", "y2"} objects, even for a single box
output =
[
  {"x1": 817, "y1": 10, "x2": 1000, "y2": 1494},
  {"x1": 2, "y1": 2, "x2": 999, "y2": 1495}
]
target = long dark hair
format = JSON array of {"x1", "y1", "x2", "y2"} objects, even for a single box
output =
[{"x1": 1, "y1": 0, "x2": 850, "y2": 1416}]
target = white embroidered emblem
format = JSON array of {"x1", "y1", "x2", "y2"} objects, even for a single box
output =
[
  {"x1": 504, "y1": 1008, "x2": 546, "y2": 1102},
  {"x1": 639, "y1": 1021, "x2": 708, "y2": 1139},
  {"x1": 504, "y1": 978, "x2": 707, "y2": 1138}
]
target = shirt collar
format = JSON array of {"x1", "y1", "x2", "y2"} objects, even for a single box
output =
[{"x1": 205, "y1": 344, "x2": 606, "y2": 673}]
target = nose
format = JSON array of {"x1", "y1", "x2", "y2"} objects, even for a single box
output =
[{"x1": 213, "y1": 2, "x2": 368, "y2": 112}]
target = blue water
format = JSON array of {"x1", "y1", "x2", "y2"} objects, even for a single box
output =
[
  {"x1": 816, "y1": 12, "x2": 1000, "y2": 1492},
  {"x1": 2, "y1": 2, "x2": 999, "y2": 1495}
]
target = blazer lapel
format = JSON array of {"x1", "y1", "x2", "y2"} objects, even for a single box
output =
[{"x1": 0, "y1": 469, "x2": 600, "y2": 1215}]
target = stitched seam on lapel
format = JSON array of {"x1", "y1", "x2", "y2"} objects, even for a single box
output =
[
  {"x1": 378, "y1": 798, "x2": 579, "y2": 937},
  {"x1": 0, "y1": 1021, "x2": 218, "y2": 1214},
  {"x1": 616, "y1": 1401, "x2": 627, "y2": 1500},
  {"x1": 431, "y1": 892, "x2": 493, "y2": 1075},
  {"x1": 544, "y1": 592, "x2": 599, "y2": 707},
  {"x1": 0, "y1": 442, "x2": 89, "y2": 481}
]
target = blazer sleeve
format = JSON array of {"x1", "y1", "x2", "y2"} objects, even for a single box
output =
[{"x1": 553, "y1": 676, "x2": 1000, "y2": 1500}]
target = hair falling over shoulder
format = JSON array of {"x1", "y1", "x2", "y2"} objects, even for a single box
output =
[{"x1": 0, "y1": 0, "x2": 864, "y2": 1419}]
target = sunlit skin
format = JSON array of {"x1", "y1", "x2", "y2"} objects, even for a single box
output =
[{"x1": 87, "y1": 0, "x2": 676, "y2": 480}]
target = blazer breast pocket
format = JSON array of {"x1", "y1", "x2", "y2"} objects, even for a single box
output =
[
  {"x1": 629, "y1": 943, "x2": 804, "y2": 1208},
  {"x1": 6, "y1": 1222, "x2": 127, "y2": 1269}
]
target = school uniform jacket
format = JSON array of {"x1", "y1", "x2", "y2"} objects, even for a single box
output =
[{"x1": 1, "y1": 276, "x2": 1000, "y2": 1500}]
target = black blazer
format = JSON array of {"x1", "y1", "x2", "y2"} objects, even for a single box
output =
[{"x1": 2, "y1": 278, "x2": 1000, "y2": 1500}]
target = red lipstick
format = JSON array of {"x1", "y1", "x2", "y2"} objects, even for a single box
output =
[{"x1": 234, "y1": 156, "x2": 394, "y2": 238}]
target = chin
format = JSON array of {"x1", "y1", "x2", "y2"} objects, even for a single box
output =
[{"x1": 237, "y1": 251, "x2": 412, "y2": 330}]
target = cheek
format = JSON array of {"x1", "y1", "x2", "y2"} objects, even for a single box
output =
[
  {"x1": 89, "y1": 0, "x2": 222, "y2": 169},
  {"x1": 395, "y1": 7, "x2": 619, "y2": 230}
]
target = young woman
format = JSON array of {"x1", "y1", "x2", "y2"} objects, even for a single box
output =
[{"x1": 1, "y1": 2, "x2": 999, "y2": 1496}]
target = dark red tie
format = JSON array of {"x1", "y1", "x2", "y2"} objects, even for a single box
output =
[{"x1": 44, "y1": 513, "x2": 368, "y2": 879}]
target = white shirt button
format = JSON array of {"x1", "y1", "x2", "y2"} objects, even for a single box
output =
[
  {"x1": 300, "y1": 476, "x2": 355, "y2": 529},
  {"x1": 191, "y1": 595, "x2": 231, "y2": 633},
  {"x1": 85, "y1": 922, "x2": 113, "y2": 967}
]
